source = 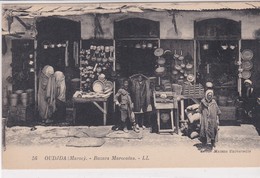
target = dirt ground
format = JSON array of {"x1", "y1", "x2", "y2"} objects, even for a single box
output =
[{"x1": 4, "y1": 124, "x2": 260, "y2": 150}]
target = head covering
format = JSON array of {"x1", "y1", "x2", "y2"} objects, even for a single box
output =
[
  {"x1": 244, "y1": 79, "x2": 252, "y2": 85},
  {"x1": 205, "y1": 89, "x2": 214, "y2": 101},
  {"x1": 42, "y1": 65, "x2": 54, "y2": 77},
  {"x1": 54, "y1": 71, "x2": 65, "y2": 86},
  {"x1": 54, "y1": 71, "x2": 65, "y2": 81}
]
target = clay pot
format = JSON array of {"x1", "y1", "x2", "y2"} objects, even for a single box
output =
[
  {"x1": 96, "y1": 57, "x2": 102, "y2": 62},
  {"x1": 147, "y1": 43, "x2": 153, "y2": 48},
  {"x1": 157, "y1": 57, "x2": 166, "y2": 65},
  {"x1": 98, "y1": 74, "x2": 106, "y2": 82},
  {"x1": 3, "y1": 97, "x2": 8, "y2": 106},
  {"x1": 108, "y1": 57, "x2": 114, "y2": 63},
  {"x1": 135, "y1": 43, "x2": 141, "y2": 49},
  {"x1": 96, "y1": 67, "x2": 102, "y2": 73},
  {"x1": 105, "y1": 46, "x2": 110, "y2": 52},
  {"x1": 102, "y1": 57, "x2": 108, "y2": 63},
  {"x1": 15, "y1": 90, "x2": 23, "y2": 95},
  {"x1": 26, "y1": 89, "x2": 34, "y2": 104},
  {"x1": 21, "y1": 93, "x2": 28, "y2": 106},
  {"x1": 155, "y1": 67, "x2": 166, "y2": 76},
  {"x1": 10, "y1": 94, "x2": 18, "y2": 106}
]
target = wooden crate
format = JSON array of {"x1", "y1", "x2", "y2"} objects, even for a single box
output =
[{"x1": 183, "y1": 83, "x2": 204, "y2": 98}]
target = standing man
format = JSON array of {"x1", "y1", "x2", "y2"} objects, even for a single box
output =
[
  {"x1": 53, "y1": 71, "x2": 66, "y2": 122},
  {"x1": 199, "y1": 90, "x2": 221, "y2": 149}
]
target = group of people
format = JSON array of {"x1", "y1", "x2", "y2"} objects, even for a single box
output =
[
  {"x1": 114, "y1": 74, "x2": 155, "y2": 133},
  {"x1": 114, "y1": 79, "x2": 221, "y2": 149},
  {"x1": 38, "y1": 65, "x2": 66, "y2": 124}
]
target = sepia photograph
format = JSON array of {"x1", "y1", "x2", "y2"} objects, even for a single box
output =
[{"x1": 1, "y1": 1, "x2": 260, "y2": 171}]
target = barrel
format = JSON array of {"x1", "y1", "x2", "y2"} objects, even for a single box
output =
[
  {"x1": 26, "y1": 89, "x2": 34, "y2": 104},
  {"x1": 10, "y1": 94, "x2": 18, "y2": 106},
  {"x1": 15, "y1": 90, "x2": 23, "y2": 104},
  {"x1": 21, "y1": 93, "x2": 28, "y2": 106},
  {"x1": 218, "y1": 95, "x2": 227, "y2": 106}
]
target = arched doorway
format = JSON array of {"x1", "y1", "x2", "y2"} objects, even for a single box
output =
[
  {"x1": 114, "y1": 18, "x2": 160, "y2": 77},
  {"x1": 195, "y1": 18, "x2": 241, "y2": 103},
  {"x1": 35, "y1": 17, "x2": 81, "y2": 114},
  {"x1": 36, "y1": 17, "x2": 81, "y2": 72}
]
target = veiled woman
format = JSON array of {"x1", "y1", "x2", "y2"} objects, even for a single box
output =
[
  {"x1": 38, "y1": 65, "x2": 56, "y2": 123},
  {"x1": 53, "y1": 71, "x2": 66, "y2": 122}
]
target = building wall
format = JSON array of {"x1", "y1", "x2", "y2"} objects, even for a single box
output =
[
  {"x1": 65, "y1": 10, "x2": 260, "y2": 40},
  {"x1": 2, "y1": 10, "x2": 260, "y2": 90}
]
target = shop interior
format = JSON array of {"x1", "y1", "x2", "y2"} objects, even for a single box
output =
[
  {"x1": 115, "y1": 40, "x2": 158, "y2": 77},
  {"x1": 197, "y1": 40, "x2": 239, "y2": 106}
]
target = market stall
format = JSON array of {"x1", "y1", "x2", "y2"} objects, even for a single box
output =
[{"x1": 71, "y1": 40, "x2": 115, "y2": 125}]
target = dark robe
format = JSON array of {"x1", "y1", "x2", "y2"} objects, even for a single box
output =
[
  {"x1": 199, "y1": 98, "x2": 221, "y2": 143},
  {"x1": 130, "y1": 78, "x2": 151, "y2": 113},
  {"x1": 242, "y1": 86, "x2": 256, "y2": 112}
]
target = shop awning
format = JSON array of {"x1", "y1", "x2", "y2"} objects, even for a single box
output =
[{"x1": 2, "y1": 2, "x2": 260, "y2": 18}]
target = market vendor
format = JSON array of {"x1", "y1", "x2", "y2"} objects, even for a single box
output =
[
  {"x1": 241, "y1": 79, "x2": 256, "y2": 119},
  {"x1": 199, "y1": 89, "x2": 221, "y2": 148},
  {"x1": 114, "y1": 79, "x2": 139, "y2": 133}
]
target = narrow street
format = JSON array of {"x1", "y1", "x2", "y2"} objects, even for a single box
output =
[{"x1": 5, "y1": 124, "x2": 260, "y2": 150}]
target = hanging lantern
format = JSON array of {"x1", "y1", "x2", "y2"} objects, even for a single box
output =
[
  {"x1": 229, "y1": 44, "x2": 236, "y2": 50},
  {"x1": 202, "y1": 43, "x2": 209, "y2": 50},
  {"x1": 221, "y1": 44, "x2": 228, "y2": 50}
]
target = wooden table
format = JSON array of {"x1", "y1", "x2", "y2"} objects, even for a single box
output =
[
  {"x1": 72, "y1": 92, "x2": 112, "y2": 125},
  {"x1": 153, "y1": 91, "x2": 179, "y2": 134}
]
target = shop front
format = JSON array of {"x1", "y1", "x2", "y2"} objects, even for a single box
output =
[{"x1": 2, "y1": 3, "x2": 260, "y2": 134}]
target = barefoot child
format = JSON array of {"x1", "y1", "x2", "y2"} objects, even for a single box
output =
[{"x1": 114, "y1": 79, "x2": 139, "y2": 133}]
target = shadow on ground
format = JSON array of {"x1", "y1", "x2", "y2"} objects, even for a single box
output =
[{"x1": 193, "y1": 143, "x2": 213, "y2": 152}]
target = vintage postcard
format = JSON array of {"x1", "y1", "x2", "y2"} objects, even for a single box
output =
[{"x1": 1, "y1": 1, "x2": 260, "y2": 170}]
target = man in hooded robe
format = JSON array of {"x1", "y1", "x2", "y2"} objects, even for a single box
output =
[
  {"x1": 38, "y1": 65, "x2": 56, "y2": 123},
  {"x1": 199, "y1": 89, "x2": 221, "y2": 148},
  {"x1": 53, "y1": 71, "x2": 66, "y2": 122}
]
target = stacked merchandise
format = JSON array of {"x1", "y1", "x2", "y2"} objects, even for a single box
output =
[
  {"x1": 181, "y1": 104, "x2": 201, "y2": 139},
  {"x1": 79, "y1": 45, "x2": 114, "y2": 92}
]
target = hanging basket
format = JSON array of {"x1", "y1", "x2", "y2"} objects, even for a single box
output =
[
  {"x1": 241, "y1": 70, "x2": 251, "y2": 79},
  {"x1": 241, "y1": 61, "x2": 253, "y2": 70},
  {"x1": 242, "y1": 49, "x2": 253, "y2": 60}
]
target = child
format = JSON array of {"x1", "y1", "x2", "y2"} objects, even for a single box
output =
[
  {"x1": 199, "y1": 89, "x2": 221, "y2": 148},
  {"x1": 114, "y1": 79, "x2": 139, "y2": 133}
]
